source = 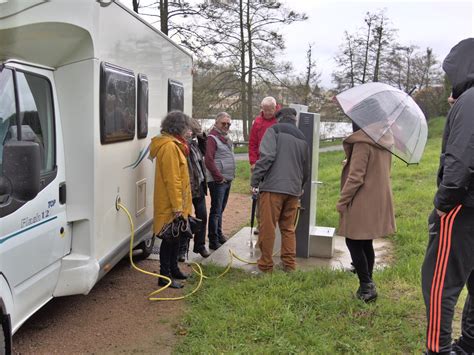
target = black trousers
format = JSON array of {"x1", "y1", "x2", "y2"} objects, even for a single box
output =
[
  {"x1": 345, "y1": 238, "x2": 375, "y2": 284},
  {"x1": 159, "y1": 237, "x2": 180, "y2": 276},
  {"x1": 192, "y1": 194, "x2": 207, "y2": 252},
  {"x1": 422, "y1": 206, "x2": 474, "y2": 354}
]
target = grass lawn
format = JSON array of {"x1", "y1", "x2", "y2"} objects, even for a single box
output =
[{"x1": 177, "y1": 117, "x2": 465, "y2": 354}]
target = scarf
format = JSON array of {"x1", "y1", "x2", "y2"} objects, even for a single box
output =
[{"x1": 174, "y1": 135, "x2": 190, "y2": 156}]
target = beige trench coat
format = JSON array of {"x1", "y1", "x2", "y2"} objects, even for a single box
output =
[{"x1": 336, "y1": 130, "x2": 396, "y2": 240}]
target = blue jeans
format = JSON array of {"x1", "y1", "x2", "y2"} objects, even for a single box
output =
[{"x1": 208, "y1": 181, "x2": 231, "y2": 244}]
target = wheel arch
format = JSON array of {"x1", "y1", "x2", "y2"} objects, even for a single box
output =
[{"x1": 0, "y1": 273, "x2": 13, "y2": 354}]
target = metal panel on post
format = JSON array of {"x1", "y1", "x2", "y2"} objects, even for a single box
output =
[{"x1": 295, "y1": 112, "x2": 320, "y2": 258}]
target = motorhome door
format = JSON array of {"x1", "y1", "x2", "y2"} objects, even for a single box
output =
[{"x1": 0, "y1": 63, "x2": 69, "y2": 327}]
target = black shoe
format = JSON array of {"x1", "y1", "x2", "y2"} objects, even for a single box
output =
[
  {"x1": 452, "y1": 337, "x2": 474, "y2": 354},
  {"x1": 171, "y1": 269, "x2": 189, "y2": 280},
  {"x1": 209, "y1": 241, "x2": 222, "y2": 250},
  {"x1": 356, "y1": 282, "x2": 377, "y2": 303},
  {"x1": 253, "y1": 228, "x2": 259, "y2": 235},
  {"x1": 178, "y1": 251, "x2": 186, "y2": 262},
  {"x1": 194, "y1": 247, "x2": 211, "y2": 258},
  {"x1": 218, "y1": 235, "x2": 228, "y2": 244},
  {"x1": 158, "y1": 277, "x2": 183, "y2": 289}
]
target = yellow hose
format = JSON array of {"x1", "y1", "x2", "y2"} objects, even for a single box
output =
[
  {"x1": 118, "y1": 202, "x2": 204, "y2": 301},
  {"x1": 118, "y1": 199, "x2": 300, "y2": 301}
]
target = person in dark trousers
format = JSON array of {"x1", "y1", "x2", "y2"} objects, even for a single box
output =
[
  {"x1": 336, "y1": 120, "x2": 396, "y2": 303},
  {"x1": 149, "y1": 111, "x2": 192, "y2": 289},
  {"x1": 205, "y1": 112, "x2": 236, "y2": 250},
  {"x1": 422, "y1": 38, "x2": 474, "y2": 355},
  {"x1": 178, "y1": 119, "x2": 211, "y2": 260},
  {"x1": 250, "y1": 108, "x2": 309, "y2": 273}
]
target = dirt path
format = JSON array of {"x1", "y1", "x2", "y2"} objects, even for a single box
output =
[{"x1": 12, "y1": 193, "x2": 251, "y2": 354}]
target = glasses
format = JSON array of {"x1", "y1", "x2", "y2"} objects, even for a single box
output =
[{"x1": 220, "y1": 122, "x2": 231, "y2": 127}]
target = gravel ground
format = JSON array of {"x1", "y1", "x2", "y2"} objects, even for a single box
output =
[{"x1": 12, "y1": 193, "x2": 252, "y2": 354}]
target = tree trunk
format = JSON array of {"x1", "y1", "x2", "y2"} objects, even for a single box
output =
[
  {"x1": 373, "y1": 26, "x2": 383, "y2": 82},
  {"x1": 239, "y1": 0, "x2": 248, "y2": 140},
  {"x1": 160, "y1": 0, "x2": 169, "y2": 35},
  {"x1": 362, "y1": 18, "x2": 372, "y2": 84},
  {"x1": 303, "y1": 45, "x2": 312, "y2": 105},
  {"x1": 132, "y1": 0, "x2": 139, "y2": 13},
  {"x1": 245, "y1": 0, "x2": 253, "y2": 141}
]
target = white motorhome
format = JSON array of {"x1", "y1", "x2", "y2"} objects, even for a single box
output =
[{"x1": 0, "y1": 1, "x2": 192, "y2": 351}]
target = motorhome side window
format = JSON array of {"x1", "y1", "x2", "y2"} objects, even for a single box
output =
[
  {"x1": 168, "y1": 79, "x2": 184, "y2": 112},
  {"x1": 0, "y1": 69, "x2": 55, "y2": 174},
  {"x1": 100, "y1": 62, "x2": 136, "y2": 144},
  {"x1": 137, "y1": 73, "x2": 148, "y2": 139}
]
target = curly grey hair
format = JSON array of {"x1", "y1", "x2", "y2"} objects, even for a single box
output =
[{"x1": 161, "y1": 111, "x2": 191, "y2": 136}]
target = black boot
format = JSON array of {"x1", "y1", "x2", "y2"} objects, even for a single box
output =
[
  {"x1": 158, "y1": 277, "x2": 183, "y2": 289},
  {"x1": 171, "y1": 268, "x2": 189, "y2": 280},
  {"x1": 193, "y1": 246, "x2": 211, "y2": 258},
  {"x1": 177, "y1": 236, "x2": 189, "y2": 262},
  {"x1": 218, "y1": 235, "x2": 228, "y2": 244},
  {"x1": 452, "y1": 337, "x2": 474, "y2": 354},
  {"x1": 356, "y1": 282, "x2": 378, "y2": 303},
  {"x1": 209, "y1": 235, "x2": 222, "y2": 250}
]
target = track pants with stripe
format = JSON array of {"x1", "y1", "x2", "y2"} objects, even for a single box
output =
[{"x1": 422, "y1": 205, "x2": 474, "y2": 354}]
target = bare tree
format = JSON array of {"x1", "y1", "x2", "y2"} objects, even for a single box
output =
[
  {"x1": 133, "y1": 0, "x2": 199, "y2": 37},
  {"x1": 187, "y1": 0, "x2": 306, "y2": 139},
  {"x1": 333, "y1": 10, "x2": 397, "y2": 90},
  {"x1": 333, "y1": 31, "x2": 358, "y2": 89}
]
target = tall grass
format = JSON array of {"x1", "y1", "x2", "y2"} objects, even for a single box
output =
[{"x1": 177, "y1": 117, "x2": 451, "y2": 354}]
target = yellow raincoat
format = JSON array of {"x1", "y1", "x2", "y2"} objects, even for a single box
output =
[{"x1": 150, "y1": 133, "x2": 192, "y2": 234}]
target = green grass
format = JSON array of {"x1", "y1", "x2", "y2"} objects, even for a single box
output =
[
  {"x1": 177, "y1": 117, "x2": 451, "y2": 354},
  {"x1": 234, "y1": 145, "x2": 249, "y2": 154},
  {"x1": 320, "y1": 138, "x2": 343, "y2": 148},
  {"x1": 231, "y1": 160, "x2": 252, "y2": 194}
]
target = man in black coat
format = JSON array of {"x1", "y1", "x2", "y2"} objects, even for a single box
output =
[{"x1": 422, "y1": 38, "x2": 474, "y2": 354}]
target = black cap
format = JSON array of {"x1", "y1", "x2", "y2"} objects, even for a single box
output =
[{"x1": 275, "y1": 107, "x2": 297, "y2": 121}]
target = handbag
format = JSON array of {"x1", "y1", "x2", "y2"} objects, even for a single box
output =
[
  {"x1": 188, "y1": 215, "x2": 202, "y2": 234},
  {"x1": 157, "y1": 215, "x2": 195, "y2": 241}
]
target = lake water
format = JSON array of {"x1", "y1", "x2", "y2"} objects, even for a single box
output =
[{"x1": 199, "y1": 119, "x2": 352, "y2": 142}]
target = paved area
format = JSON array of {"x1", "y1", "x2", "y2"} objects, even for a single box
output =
[{"x1": 152, "y1": 227, "x2": 392, "y2": 273}]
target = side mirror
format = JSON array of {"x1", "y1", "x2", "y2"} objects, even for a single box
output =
[{"x1": 2, "y1": 140, "x2": 41, "y2": 201}]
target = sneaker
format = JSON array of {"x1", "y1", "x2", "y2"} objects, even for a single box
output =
[
  {"x1": 249, "y1": 266, "x2": 270, "y2": 276},
  {"x1": 276, "y1": 262, "x2": 295, "y2": 273}
]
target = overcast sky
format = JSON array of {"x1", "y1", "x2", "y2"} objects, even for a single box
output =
[
  {"x1": 127, "y1": 0, "x2": 474, "y2": 89},
  {"x1": 278, "y1": 0, "x2": 474, "y2": 88}
]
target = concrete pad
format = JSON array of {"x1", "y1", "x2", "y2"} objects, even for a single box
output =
[{"x1": 158, "y1": 227, "x2": 392, "y2": 274}]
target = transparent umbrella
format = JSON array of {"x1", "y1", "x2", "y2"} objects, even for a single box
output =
[{"x1": 336, "y1": 82, "x2": 428, "y2": 165}]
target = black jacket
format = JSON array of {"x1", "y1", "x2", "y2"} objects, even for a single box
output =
[{"x1": 434, "y1": 38, "x2": 474, "y2": 212}]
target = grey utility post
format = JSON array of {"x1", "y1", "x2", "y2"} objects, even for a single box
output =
[
  {"x1": 294, "y1": 110, "x2": 319, "y2": 257},
  {"x1": 291, "y1": 104, "x2": 335, "y2": 259}
]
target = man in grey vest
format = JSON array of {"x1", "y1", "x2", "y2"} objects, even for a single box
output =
[{"x1": 205, "y1": 112, "x2": 236, "y2": 250}]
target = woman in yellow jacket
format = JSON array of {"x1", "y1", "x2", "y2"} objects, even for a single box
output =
[{"x1": 150, "y1": 111, "x2": 192, "y2": 289}]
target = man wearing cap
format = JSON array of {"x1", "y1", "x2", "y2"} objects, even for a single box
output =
[
  {"x1": 250, "y1": 108, "x2": 309, "y2": 273},
  {"x1": 421, "y1": 38, "x2": 474, "y2": 355}
]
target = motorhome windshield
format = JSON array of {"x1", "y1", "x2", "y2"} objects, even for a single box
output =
[{"x1": 0, "y1": 69, "x2": 16, "y2": 167}]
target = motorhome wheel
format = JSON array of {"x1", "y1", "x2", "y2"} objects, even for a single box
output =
[{"x1": 138, "y1": 237, "x2": 155, "y2": 259}]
